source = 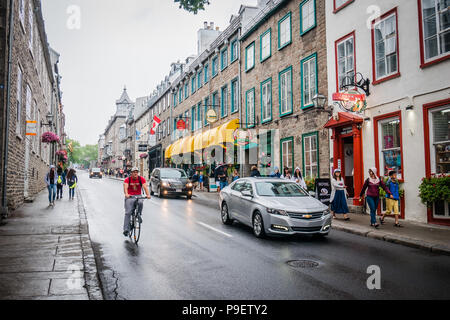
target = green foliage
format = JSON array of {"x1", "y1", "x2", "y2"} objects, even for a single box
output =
[
  {"x1": 66, "y1": 138, "x2": 98, "y2": 168},
  {"x1": 174, "y1": 0, "x2": 210, "y2": 14},
  {"x1": 305, "y1": 178, "x2": 316, "y2": 192},
  {"x1": 419, "y1": 175, "x2": 450, "y2": 207}
]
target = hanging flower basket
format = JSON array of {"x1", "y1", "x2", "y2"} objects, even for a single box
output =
[
  {"x1": 112, "y1": 160, "x2": 116, "y2": 164},
  {"x1": 140, "y1": 153, "x2": 148, "y2": 159},
  {"x1": 41, "y1": 132, "x2": 60, "y2": 143}
]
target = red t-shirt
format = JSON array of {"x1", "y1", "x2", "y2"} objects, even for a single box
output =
[{"x1": 125, "y1": 176, "x2": 146, "y2": 196}]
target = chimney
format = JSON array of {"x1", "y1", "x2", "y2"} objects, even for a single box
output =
[
  {"x1": 204, "y1": 21, "x2": 208, "y2": 29},
  {"x1": 210, "y1": 22, "x2": 214, "y2": 30},
  {"x1": 216, "y1": 27, "x2": 219, "y2": 31}
]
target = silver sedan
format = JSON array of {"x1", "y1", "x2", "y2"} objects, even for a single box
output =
[{"x1": 219, "y1": 178, "x2": 332, "y2": 238}]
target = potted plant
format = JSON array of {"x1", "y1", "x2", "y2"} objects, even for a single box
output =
[
  {"x1": 41, "y1": 132, "x2": 60, "y2": 143},
  {"x1": 419, "y1": 174, "x2": 450, "y2": 208}
]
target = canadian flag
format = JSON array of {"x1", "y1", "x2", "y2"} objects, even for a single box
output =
[{"x1": 150, "y1": 116, "x2": 161, "y2": 135}]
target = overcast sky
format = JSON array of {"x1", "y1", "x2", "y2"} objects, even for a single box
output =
[{"x1": 41, "y1": 0, "x2": 258, "y2": 146}]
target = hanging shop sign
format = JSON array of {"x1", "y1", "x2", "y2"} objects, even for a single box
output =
[
  {"x1": 233, "y1": 129, "x2": 254, "y2": 147},
  {"x1": 206, "y1": 109, "x2": 218, "y2": 124},
  {"x1": 26, "y1": 120, "x2": 37, "y2": 136},
  {"x1": 177, "y1": 119, "x2": 186, "y2": 131},
  {"x1": 138, "y1": 144, "x2": 148, "y2": 152},
  {"x1": 333, "y1": 90, "x2": 367, "y2": 114}
]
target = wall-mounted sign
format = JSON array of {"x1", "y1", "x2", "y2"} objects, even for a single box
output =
[
  {"x1": 206, "y1": 109, "x2": 218, "y2": 124},
  {"x1": 333, "y1": 90, "x2": 367, "y2": 113},
  {"x1": 26, "y1": 120, "x2": 37, "y2": 136},
  {"x1": 233, "y1": 129, "x2": 253, "y2": 147}
]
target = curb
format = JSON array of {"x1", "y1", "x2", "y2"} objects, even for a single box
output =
[
  {"x1": 76, "y1": 188, "x2": 104, "y2": 300},
  {"x1": 194, "y1": 194, "x2": 450, "y2": 256},
  {"x1": 332, "y1": 223, "x2": 450, "y2": 256}
]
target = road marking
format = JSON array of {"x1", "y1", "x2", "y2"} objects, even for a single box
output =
[{"x1": 197, "y1": 222, "x2": 233, "y2": 238}]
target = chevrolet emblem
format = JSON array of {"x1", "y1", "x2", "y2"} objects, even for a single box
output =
[{"x1": 303, "y1": 215, "x2": 312, "y2": 219}]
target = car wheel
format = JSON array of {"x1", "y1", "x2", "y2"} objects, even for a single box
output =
[
  {"x1": 158, "y1": 186, "x2": 164, "y2": 198},
  {"x1": 252, "y1": 211, "x2": 266, "y2": 238},
  {"x1": 150, "y1": 186, "x2": 154, "y2": 196},
  {"x1": 187, "y1": 194, "x2": 192, "y2": 200},
  {"x1": 221, "y1": 202, "x2": 233, "y2": 225}
]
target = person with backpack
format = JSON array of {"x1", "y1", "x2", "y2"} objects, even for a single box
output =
[
  {"x1": 67, "y1": 169, "x2": 78, "y2": 200},
  {"x1": 56, "y1": 167, "x2": 66, "y2": 200},
  {"x1": 45, "y1": 165, "x2": 57, "y2": 207},
  {"x1": 123, "y1": 167, "x2": 151, "y2": 237}
]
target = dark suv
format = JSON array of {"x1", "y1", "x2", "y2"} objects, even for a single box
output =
[
  {"x1": 89, "y1": 168, "x2": 103, "y2": 179},
  {"x1": 150, "y1": 168, "x2": 193, "y2": 199}
]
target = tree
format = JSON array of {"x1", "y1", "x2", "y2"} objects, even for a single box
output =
[
  {"x1": 174, "y1": 0, "x2": 210, "y2": 14},
  {"x1": 66, "y1": 138, "x2": 98, "y2": 168}
]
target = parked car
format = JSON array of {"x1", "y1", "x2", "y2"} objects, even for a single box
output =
[
  {"x1": 89, "y1": 168, "x2": 102, "y2": 179},
  {"x1": 219, "y1": 178, "x2": 332, "y2": 238},
  {"x1": 150, "y1": 168, "x2": 193, "y2": 199}
]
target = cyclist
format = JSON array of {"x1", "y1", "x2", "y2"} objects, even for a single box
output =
[{"x1": 123, "y1": 167, "x2": 151, "y2": 237}]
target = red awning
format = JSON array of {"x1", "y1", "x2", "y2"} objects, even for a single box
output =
[{"x1": 324, "y1": 112, "x2": 364, "y2": 129}]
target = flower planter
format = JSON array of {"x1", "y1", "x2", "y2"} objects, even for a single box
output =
[{"x1": 41, "y1": 132, "x2": 60, "y2": 143}]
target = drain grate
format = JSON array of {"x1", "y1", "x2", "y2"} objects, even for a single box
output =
[{"x1": 287, "y1": 260, "x2": 319, "y2": 268}]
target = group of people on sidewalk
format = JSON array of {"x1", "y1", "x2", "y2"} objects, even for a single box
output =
[
  {"x1": 331, "y1": 167, "x2": 402, "y2": 228},
  {"x1": 44, "y1": 166, "x2": 78, "y2": 206}
]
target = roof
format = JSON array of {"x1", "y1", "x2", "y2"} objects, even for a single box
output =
[
  {"x1": 116, "y1": 87, "x2": 133, "y2": 104},
  {"x1": 324, "y1": 112, "x2": 364, "y2": 129}
]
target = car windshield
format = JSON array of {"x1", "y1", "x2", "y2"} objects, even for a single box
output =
[
  {"x1": 92, "y1": 168, "x2": 101, "y2": 172},
  {"x1": 255, "y1": 182, "x2": 308, "y2": 197},
  {"x1": 160, "y1": 169, "x2": 187, "y2": 179}
]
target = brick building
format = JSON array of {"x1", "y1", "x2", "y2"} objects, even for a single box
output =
[
  {"x1": 240, "y1": 0, "x2": 331, "y2": 179},
  {"x1": 0, "y1": 0, "x2": 65, "y2": 216}
]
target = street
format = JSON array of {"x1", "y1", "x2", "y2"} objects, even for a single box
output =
[{"x1": 79, "y1": 171, "x2": 450, "y2": 300}]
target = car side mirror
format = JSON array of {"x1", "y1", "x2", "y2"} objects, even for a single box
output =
[{"x1": 241, "y1": 190, "x2": 253, "y2": 198}]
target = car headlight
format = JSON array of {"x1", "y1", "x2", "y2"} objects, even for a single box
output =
[
  {"x1": 267, "y1": 208, "x2": 288, "y2": 216},
  {"x1": 187, "y1": 183, "x2": 193, "y2": 188},
  {"x1": 161, "y1": 182, "x2": 169, "y2": 187},
  {"x1": 323, "y1": 209, "x2": 331, "y2": 216}
]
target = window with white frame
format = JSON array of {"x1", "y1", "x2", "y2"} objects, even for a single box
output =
[
  {"x1": 278, "y1": 12, "x2": 292, "y2": 49},
  {"x1": 336, "y1": 33, "x2": 355, "y2": 91},
  {"x1": 378, "y1": 117, "x2": 403, "y2": 179},
  {"x1": 246, "y1": 89, "x2": 255, "y2": 128},
  {"x1": 16, "y1": 65, "x2": 23, "y2": 136},
  {"x1": 19, "y1": 0, "x2": 25, "y2": 29},
  {"x1": 231, "y1": 79, "x2": 239, "y2": 113},
  {"x1": 429, "y1": 105, "x2": 450, "y2": 175},
  {"x1": 303, "y1": 133, "x2": 318, "y2": 179},
  {"x1": 421, "y1": 0, "x2": 450, "y2": 63},
  {"x1": 281, "y1": 137, "x2": 294, "y2": 170},
  {"x1": 245, "y1": 42, "x2": 255, "y2": 71},
  {"x1": 373, "y1": 10, "x2": 399, "y2": 81},
  {"x1": 28, "y1": 4, "x2": 34, "y2": 52},
  {"x1": 301, "y1": 54, "x2": 317, "y2": 108},
  {"x1": 260, "y1": 29, "x2": 271, "y2": 61},
  {"x1": 261, "y1": 79, "x2": 272, "y2": 123},
  {"x1": 300, "y1": 0, "x2": 316, "y2": 34},
  {"x1": 279, "y1": 67, "x2": 293, "y2": 116}
]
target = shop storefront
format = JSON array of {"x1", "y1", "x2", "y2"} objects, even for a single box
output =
[
  {"x1": 423, "y1": 98, "x2": 450, "y2": 225},
  {"x1": 149, "y1": 144, "x2": 162, "y2": 176}
]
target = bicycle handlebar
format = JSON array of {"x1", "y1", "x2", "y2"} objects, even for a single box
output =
[{"x1": 127, "y1": 195, "x2": 149, "y2": 200}]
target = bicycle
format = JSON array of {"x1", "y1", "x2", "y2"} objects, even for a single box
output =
[{"x1": 127, "y1": 196, "x2": 148, "y2": 245}]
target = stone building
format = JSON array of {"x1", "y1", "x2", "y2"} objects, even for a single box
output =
[
  {"x1": 0, "y1": 0, "x2": 65, "y2": 215},
  {"x1": 102, "y1": 88, "x2": 133, "y2": 171},
  {"x1": 240, "y1": 0, "x2": 331, "y2": 179}
]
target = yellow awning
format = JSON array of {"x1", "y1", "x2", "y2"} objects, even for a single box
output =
[
  {"x1": 209, "y1": 118, "x2": 240, "y2": 147},
  {"x1": 164, "y1": 143, "x2": 173, "y2": 159},
  {"x1": 180, "y1": 136, "x2": 195, "y2": 154}
]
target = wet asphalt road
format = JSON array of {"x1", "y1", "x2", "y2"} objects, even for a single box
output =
[{"x1": 78, "y1": 171, "x2": 450, "y2": 300}]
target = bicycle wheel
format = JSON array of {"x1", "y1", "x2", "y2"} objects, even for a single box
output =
[
  {"x1": 132, "y1": 214, "x2": 142, "y2": 245},
  {"x1": 128, "y1": 215, "x2": 135, "y2": 239}
]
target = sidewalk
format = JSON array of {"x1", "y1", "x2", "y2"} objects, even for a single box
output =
[
  {"x1": 0, "y1": 188, "x2": 103, "y2": 300},
  {"x1": 193, "y1": 191, "x2": 450, "y2": 256}
]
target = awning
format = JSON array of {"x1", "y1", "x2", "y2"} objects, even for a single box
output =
[
  {"x1": 165, "y1": 119, "x2": 240, "y2": 159},
  {"x1": 324, "y1": 112, "x2": 363, "y2": 129}
]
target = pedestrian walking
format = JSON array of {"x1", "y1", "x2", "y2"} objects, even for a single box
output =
[
  {"x1": 199, "y1": 172, "x2": 204, "y2": 191},
  {"x1": 232, "y1": 169, "x2": 240, "y2": 182},
  {"x1": 192, "y1": 171, "x2": 199, "y2": 190},
  {"x1": 67, "y1": 169, "x2": 78, "y2": 200},
  {"x1": 359, "y1": 167, "x2": 393, "y2": 228},
  {"x1": 270, "y1": 167, "x2": 281, "y2": 178},
  {"x1": 330, "y1": 169, "x2": 350, "y2": 220},
  {"x1": 281, "y1": 167, "x2": 292, "y2": 180},
  {"x1": 292, "y1": 167, "x2": 307, "y2": 190},
  {"x1": 217, "y1": 165, "x2": 229, "y2": 191},
  {"x1": 56, "y1": 167, "x2": 66, "y2": 200},
  {"x1": 45, "y1": 165, "x2": 57, "y2": 206},
  {"x1": 380, "y1": 171, "x2": 402, "y2": 227},
  {"x1": 250, "y1": 165, "x2": 261, "y2": 177}
]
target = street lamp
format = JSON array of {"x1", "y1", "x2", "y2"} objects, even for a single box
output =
[
  {"x1": 312, "y1": 94, "x2": 327, "y2": 109},
  {"x1": 41, "y1": 112, "x2": 54, "y2": 127}
]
